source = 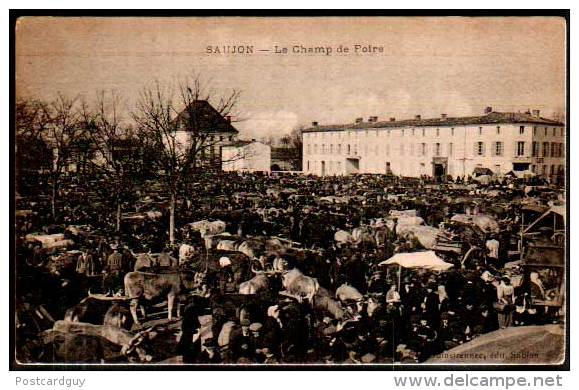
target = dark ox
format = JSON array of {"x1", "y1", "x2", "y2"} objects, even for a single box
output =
[
  {"x1": 64, "y1": 295, "x2": 133, "y2": 330},
  {"x1": 123, "y1": 270, "x2": 200, "y2": 325}
]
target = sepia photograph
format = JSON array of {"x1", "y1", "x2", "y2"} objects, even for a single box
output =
[{"x1": 11, "y1": 12, "x2": 568, "y2": 368}]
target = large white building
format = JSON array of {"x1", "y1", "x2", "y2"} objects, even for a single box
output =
[
  {"x1": 302, "y1": 108, "x2": 565, "y2": 182},
  {"x1": 222, "y1": 140, "x2": 271, "y2": 172}
]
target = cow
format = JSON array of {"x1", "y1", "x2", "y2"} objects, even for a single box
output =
[
  {"x1": 178, "y1": 243, "x2": 196, "y2": 266},
  {"x1": 334, "y1": 230, "x2": 354, "y2": 245},
  {"x1": 123, "y1": 270, "x2": 200, "y2": 325},
  {"x1": 281, "y1": 268, "x2": 319, "y2": 304},
  {"x1": 335, "y1": 283, "x2": 364, "y2": 314},
  {"x1": 238, "y1": 273, "x2": 270, "y2": 295},
  {"x1": 216, "y1": 239, "x2": 238, "y2": 252},
  {"x1": 313, "y1": 287, "x2": 345, "y2": 320},
  {"x1": 65, "y1": 295, "x2": 122, "y2": 322},
  {"x1": 188, "y1": 220, "x2": 227, "y2": 237}
]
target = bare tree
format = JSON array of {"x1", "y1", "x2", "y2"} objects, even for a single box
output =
[
  {"x1": 15, "y1": 98, "x2": 52, "y2": 175},
  {"x1": 81, "y1": 90, "x2": 137, "y2": 232},
  {"x1": 24, "y1": 94, "x2": 83, "y2": 219},
  {"x1": 132, "y1": 75, "x2": 240, "y2": 245}
]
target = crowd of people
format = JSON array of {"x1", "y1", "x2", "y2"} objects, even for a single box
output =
[{"x1": 15, "y1": 170, "x2": 565, "y2": 364}]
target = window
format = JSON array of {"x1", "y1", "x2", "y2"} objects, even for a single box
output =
[
  {"x1": 497, "y1": 126, "x2": 500, "y2": 135},
  {"x1": 561, "y1": 128, "x2": 564, "y2": 137},
  {"x1": 479, "y1": 127, "x2": 483, "y2": 136},
  {"x1": 519, "y1": 126, "x2": 525, "y2": 134},
  {"x1": 551, "y1": 143, "x2": 557, "y2": 157},
  {"x1": 228, "y1": 136, "x2": 233, "y2": 141},
  {"x1": 307, "y1": 144, "x2": 311, "y2": 154},
  {"x1": 532, "y1": 142, "x2": 539, "y2": 157},
  {"x1": 411, "y1": 129, "x2": 415, "y2": 136},
  {"x1": 543, "y1": 165, "x2": 547, "y2": 175},
  {"x1": 421, "y1": 143, "x2": 426, "y2": 156},
  {"x1": 451, "y1": 128, "x2": 455, "y2": 136},
  {"x1": 314, "y1": 144, "x2": 318, "y2": 154},
  {"x1": 321, "y1": 144, "x2": 325, "y2": 153},
  {"x1": 401, "y1": 129, "x2": 404, "y2": 136},
  {"x1": 435, "y1": 143, "x2": 441, "y2": 156},
  {"x1": 543, "y1": 142, "x2": 549, "y2": 157},
  {"x1": 347, "y1": 144, "x2": 351, "y2": 155},
  {"x1": 307, "y1": 161, "x2": 310, "y2": 171},
  {"x1": 329, "y1": 144, "x2": 333, "y2": 154},
  {"x1": 337, "y1": 144, "x2": 342, "y2": 154},
  {"x1": 476, "y1": 142, "x2": 484, "y2": 156},
  {"x1": 219, "y1": 136, "x2": 224, "y2": 141},
  {"x1": 436, "y1": 128, "x2": 440, "y2": 137},
  {"x1": 533, "y1": 126, "x2": 537, "y2": 136},
  {"x1": 531, "y1": 165, "x2": 536, "y2": 174},
  {"x1": 448, "y1": 143, "x2": 453, "y2": 156},
  {"x1": 422, "y1": 128, "x2": 425, "y2": 137},
  {"x1": 553, "y1": 128, "x2": 556, "y2": 136},
  {"x1": 495, "y1": 141, "x2": 503, "y2": 156},
  {"x1": 545, "y1": 127, "x2": 548, "y2": 136},
  {"x1": 517, "y1": 141, "x2": 525, "y2": 156}
]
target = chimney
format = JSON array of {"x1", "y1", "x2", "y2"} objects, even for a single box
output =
[
  {"x1": 525, "y1": 109, "x2": 531, "y2": 115},
  {"x1": 484, "y1": 107, "x2": 493, "y2": 114},
  {"x1": 355, "y1": 117, "x2": 363, "y2": 123},
  {"x1": 532, "y1": 109, "x2": 540, "y2": 118},
  {"x1": 389, "y1": 117, "x2": 396, "y2": 122},
  {"x1": 441, "y1": 113, "x2": 447, "y2": 120},
  {"x1": 368, "y1": 116, "x2": 378, "y2": 122},
  {"x1": 414, "y1": 115, "x2": 421, "y2": 120},
  {"x1": 251, "y1": 138, "x2": 256, "y2": 142},
  {"x1": 226, "y1": 115, "x2": 231, "y2": 123},
  {"x1": 312, "y1": 121, "x2": 318, "y2": 127}
]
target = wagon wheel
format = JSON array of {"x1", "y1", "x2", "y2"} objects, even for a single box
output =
[{"x1": 551, "y1": 232, "x2": 565, "y2": 246}]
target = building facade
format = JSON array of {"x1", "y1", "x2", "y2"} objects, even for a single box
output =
[
  {"x1": 173, "y1": 100, "x2": 239, "y2": 168},
  {"x1": 222, "y1": 140, "x2": 271, "y2": 172},
  {"x1": 302, "y1": 109, "x2": 565, "y2": 182}
]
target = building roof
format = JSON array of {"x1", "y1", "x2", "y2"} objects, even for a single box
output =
[
  {"x1": 304, "y1": 111, "x2": 564, "y2": 133},
  {"x1": 173, "y1": 100, "x2": 239, "y2": 134}
]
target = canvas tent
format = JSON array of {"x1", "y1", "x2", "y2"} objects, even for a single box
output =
[{"x1": 379, "y1": 251, "x2": 453, "y2": 271}]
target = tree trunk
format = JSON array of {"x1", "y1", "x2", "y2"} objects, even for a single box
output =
[
  {"x1": 116, "y1": 200, "x2": 122, "y2": 233},
  {"x1": 51, "y1": 178, "x2": 57, "y2": 221},
  {"x1": 169, "y1": 193, "x2": 176, "y2": 245}
]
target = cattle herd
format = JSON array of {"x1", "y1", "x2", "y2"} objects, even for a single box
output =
[{"x1": 15, "y1": 171, "x2": 565, "y2": 364}]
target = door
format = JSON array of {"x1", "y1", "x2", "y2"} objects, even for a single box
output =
[{"x1": 321, "y1": 161, "x2": 326, "y2": 176}]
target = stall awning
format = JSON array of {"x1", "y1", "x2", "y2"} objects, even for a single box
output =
[{"x1": 379, "y1": 251, "x2": 453, "y2": 271}]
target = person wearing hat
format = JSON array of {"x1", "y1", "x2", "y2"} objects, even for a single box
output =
[
  {"x1": 229, "y1": 318, "x2": 255, "y2": 363},
  {"x1": 249, "y1": 322, "x2": 270, "y2": 363}
]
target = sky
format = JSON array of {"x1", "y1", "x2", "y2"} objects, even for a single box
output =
[{"x1": 16, "y1": 16, "x2": 566, "y2": 140}]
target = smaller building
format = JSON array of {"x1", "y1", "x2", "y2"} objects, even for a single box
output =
[{"x1": 222, "y1": 140, "x2": 271, "y2": 173}]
